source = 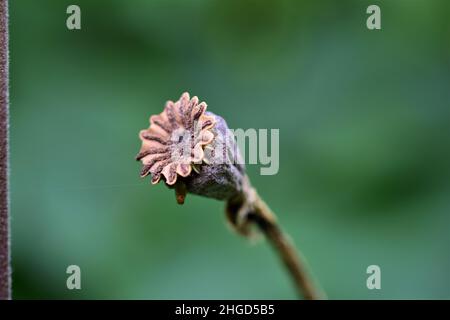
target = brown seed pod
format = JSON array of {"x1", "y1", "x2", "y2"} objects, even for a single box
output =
[
  {"x1": 136, "y1": 92, "x2": 246, "y2": 204},
  {"x1": 135, "y1": 92, "x2": 322, "y2": 300}
]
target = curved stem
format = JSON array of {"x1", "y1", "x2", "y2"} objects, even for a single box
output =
[
  {"x1": 248, "y1": 193, "x2": 322, "y2": 300},
  {"x1": 226, "y1": 177, "x2": 324, "y2": 300}
]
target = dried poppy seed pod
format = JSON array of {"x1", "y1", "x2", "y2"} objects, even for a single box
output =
[
  {"x1": 136, "y1": 92, "x2": 246, "y2": 204},
  {"x1": 135, "y1": 92, "x2": 322, "y2": 299}
]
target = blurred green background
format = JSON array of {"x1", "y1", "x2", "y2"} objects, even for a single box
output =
[{"x1": 10, "y1": 0, "x2": 450, "y2": 299}]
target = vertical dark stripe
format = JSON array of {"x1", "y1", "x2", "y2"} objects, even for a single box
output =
[{"x1": 0, "y1": 0, "x2": 10, "y2": 300}]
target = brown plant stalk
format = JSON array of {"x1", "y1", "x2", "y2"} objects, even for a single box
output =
[
  {"x1": 226, "y1": 177, "x2": 322, "y2": 300},
  {"x1": 253, "y1": 210, "x2": 320, "y2": 300}
]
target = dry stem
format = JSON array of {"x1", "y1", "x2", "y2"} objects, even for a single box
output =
[
  {"x1": 227, "y1": 177, "x2": 323, "y2": 300},
  {"x1": 248, "y1": 193, "x2": 322, "y2": 300}
]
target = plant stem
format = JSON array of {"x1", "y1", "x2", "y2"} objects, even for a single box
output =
[
  {"x1": 227, "y1": 177, "x2": 323, "y2": 300},
  {"x1": 248, "y1": 193, "x2": 322, "y2": 300},
  {"x1": 0, "y1": 0, "x2": 10, "y2": 301}
]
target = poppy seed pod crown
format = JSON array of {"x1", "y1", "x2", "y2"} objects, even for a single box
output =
[{"x1": 136, "y1": 92, "x2": 246, "y2": 204}]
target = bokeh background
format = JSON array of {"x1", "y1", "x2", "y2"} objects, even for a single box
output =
[{"x1": 10, "y1": 0, "x2": 450, "y2": 299}]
